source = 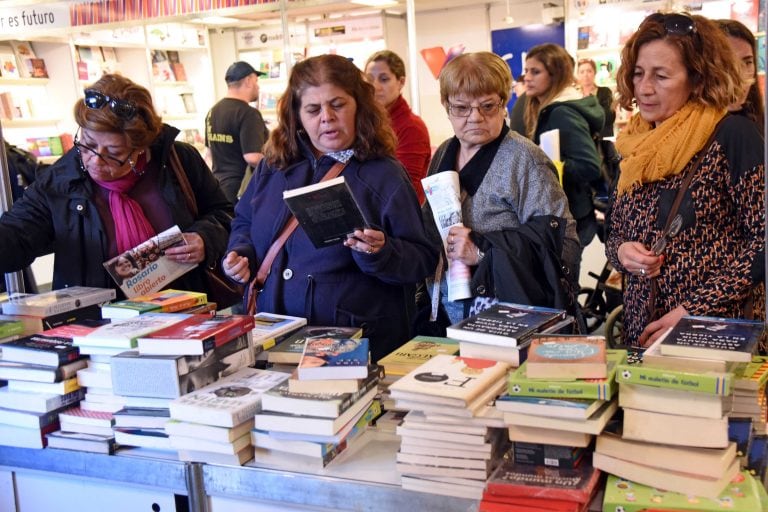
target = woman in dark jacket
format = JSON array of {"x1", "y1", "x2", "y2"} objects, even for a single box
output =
[
  {"x1": 0, "y1": 74, "x2": 232, "y2": 297},
  {"x1": 223, "y1": 55, "x2": 437, "y2": 361}
]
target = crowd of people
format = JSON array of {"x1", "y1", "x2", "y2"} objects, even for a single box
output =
[{"x1": 0, "y1": 12, "x2": 764, "y2": 356}]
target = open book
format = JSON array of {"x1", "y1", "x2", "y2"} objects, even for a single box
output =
[
  {"x1": 283, "y1": 176, "x2": 369, "y2": 248},
  {"x1": 103, "y1": 225, "x2": 196, "y2": 298}
]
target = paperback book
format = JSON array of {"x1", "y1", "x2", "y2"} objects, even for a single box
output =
[
  {"x1": 102, "y1": 225, "x2": 196, "y2": 298},
  {"x1": 267, "y1": 325, "x2": 362, "y2": 365},
  {"x1": 136, "y1": 314, "x2": 254, "y2": 356},
  {"x1": 296, "y1": 337, "x2": 369, "y2": 380},
  {"x1": 525, "y1": 335, "x2": 607, "y2": 379},
  {"x1": 252, "y1": 312, "x2": 307, "y2": 339},
  {"x1": 446, "y1": 302, "x2": 567, "y2": 347},
  {"x1": 72, "y1": 313, "x2": 191, "y2": 350},
  {"x1": 0, "y1": 358, "x2": 88, "y2": 383},
  {"x1": 376, "y1": 336, "x2": 459, "y2": 376},
  {"x1": 0, "y1": 333, "x2": 82, "y2": 367},
  {"x1": 615, "y1": 361, "x2": 733, "y2": 396},
  {"x1": 1, "y1": 286, "x2": 116, "y2": 317},
  {"x1": 45, "y1": 431, "x2": 115, "y2": 454},
  {"x1": 494, "y1": 394, "x2": 605, "y2": 420},
  {"x1": 288, "y1": 364, "x2": 382, "y2": 395},
  {"x1": 659, "y1": 315, "x2": 764, "y2": 362},
  {"x1": 485, "y1": 459, "x2": 601, "y2": 504},
  {"x1": 0, "y1": 305, "x2": 106, "y2": 336}
]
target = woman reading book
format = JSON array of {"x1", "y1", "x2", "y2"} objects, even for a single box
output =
[
  {"x1": 222, "y1": 54, "x2": 438, "y2": 361},
  {"x1": 0, "y1": 74, "x2": 233, "y2": 300}
]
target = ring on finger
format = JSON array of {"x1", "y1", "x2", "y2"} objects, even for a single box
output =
[
  {"x1": 639, "y1": 268, "x2": 646, "y2": 276},
  {"x1": 366, "y1": 248, "x2": 373, "y2": 254}
]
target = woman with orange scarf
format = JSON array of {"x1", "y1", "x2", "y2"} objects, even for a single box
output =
[{"x1": 606, "y1": 12, "x2": 764, "y2": 348}]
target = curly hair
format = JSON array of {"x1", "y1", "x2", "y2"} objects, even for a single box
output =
[
  {"x1": 264, "y1": 54, "x2": 396, "y2": 169},
  {"x1": 523, "y1": 43, "x2": 575, "y2": 139},
  {"x1": 615, "y1": 13, "x2": 744, "y2": 112},
  {"x1": 438, "y1": 52, "x2": 512, "y2": 107},
  {"x1": 73, "y1": 74, "x2": 162, "y2": 150},
  {"x1": 717, "y1": 18, "x2": 765, "y2": 135}
]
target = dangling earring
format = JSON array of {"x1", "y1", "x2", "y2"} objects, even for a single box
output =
[{"x1": 129, "y1": 150, "x2": 146, "y2": 176}]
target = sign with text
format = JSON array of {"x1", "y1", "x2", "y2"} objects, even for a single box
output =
[{"x1": 0, "y1": 4, "x2": 70, "y2": 34}]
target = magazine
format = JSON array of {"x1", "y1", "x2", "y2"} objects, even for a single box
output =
[{"x1": 103, "y1": 225, "x2": 196, "y2": 298}]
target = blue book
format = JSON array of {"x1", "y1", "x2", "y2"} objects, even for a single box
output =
[
  {"x1": 659, "y1": 316, "x2": 765, "y2": 363},
  {"x1": 297, "y1": 337, "x2": 370, "y2": 380}
]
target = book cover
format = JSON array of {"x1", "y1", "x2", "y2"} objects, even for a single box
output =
[
  {"x1": 525, "y1": 335, "x2": 607, "y2": 379},
  {"x1": 24, "y1": 57, "x2": 48, "y2": 78},
  {"x1": 1, "y1": 286, "x2": 116, "y2": 317},
  {"x1": 735, "y1": 356, "x2": 768, "y2": 390},
  {"x1": 58, "y1": 404, "x2": 115, "y2": 427},
  {"x1": 388, "y1": 354, "x2": 510, "y2": 407},
  {"x1": 180, "y1": 92, "x2": 196, "y2": 113},
  {"x1": 101, "y1": 300, "x2": 161, "y2": 319},
  {"x1": 9, "y1": 40, "x2": 36, "y2": 78},
  {"x1": 494, "y1": 394, "x2": 604, "y2": 420},
  {"x1": 0, "y1": 44, "x2": 20, "y2": 78},
  {"x1": 114, "y1": 407, "x2": 171, "y2": 429},
  {"x1": 0, "y1": 358, "x2": 88, "y2": 383},
  {"x1": 506, "y1": 424, "x2": 593, "y2": 448},
  {"x1": 102, "y1": 225, "x2": 197, "y2": 298},
  {"x1": 0, "y1": 333, "x2": 81, "y2": 367},
  {"x1": 45, "y1": 430, "x2": 116, "y2": 454},
  {"x1": 641, "y1": 329, "x2": 732, "y2": 373},
  {"x1": 501, "y1": 400, "x2": 618, "y2": 435},
  {"x1": 72, "y1": 312, "x2": 191, "y2": 349},
  {"x1": 615, "y1": 361, "x2": 733, "y2": 396},
  {"x1": 282, "y1": 176, "x2": 369, "y2": 248},
  {"x1": 151, "y1": 49, "x2": 174, "y2": 82},
  {"x1": 129, "y1": 289, "x2": 207, "y2": 312},
  {"x1": 618, "y1": 381, "x2": 730, "y2": 419},
  {"x1": 485, "y1": 459, "x2": 601, "y2": 504},
  {"x1": 169, "y1": 367, "x2": 289, "y2": 427},
  {"x1": 446, "y1": 302, "x2": 567, "y2": 347},
  {"x1": 267, "y1": 325, "x2": 362, "y2": 364},
  {"x1": 377, "y1": 336, "x2": 459, "y2": 376},
  {"x1": 296, "y1": 337, "x2": 369, "y2": 380},
  {"x1": 512, "y1": 442, "x2": 585, "y2": 469},
  {"x1": 507, "y1": 350, "x2": 626, "y2": 401},
  {"x1": 0, "y1": 319, "x2": 25, "y2": 339},
  {"x1": 7, "y1": 376, "x2": 80, "y2": 395},
  {"x1": 287, "y1": 364, "x2": 382, "y2": 395},
  {"x1": 659, "y1": 315, "x2": 764, "y2": 363},
  {"x1": 136, "y1": 314, "x2": 254, "y2": 356},
  {"x1": 0, "y1": 387, "x2": 85, "y2": 413},
  {"x1": 602, "y1": 471, "x2": 765, "y2": 512}
]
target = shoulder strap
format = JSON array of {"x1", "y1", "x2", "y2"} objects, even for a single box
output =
[
  {"x1": 169, "y1": 146, "x2": 198, "y2": 217},
  {"x1": 245, "y1": 160, "x2": 347, "y2": 311}
]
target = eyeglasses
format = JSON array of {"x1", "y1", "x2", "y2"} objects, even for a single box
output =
[
  {"x1": 447, "y1": 101, "x2": 504, "y2": 118},
  {"x1": 83, "y1": 89, "x2": 137, "y2": 120},
  {"x1": 644, "y1": 12, "x2": 696, "y2": 37},
  {"x1": 74, "y1": 130, "x2": 133, "y2": 168}
]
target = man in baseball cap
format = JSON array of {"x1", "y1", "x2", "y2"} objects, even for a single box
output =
[{"x1": 205, "y1": 61, "x2": 270, "y2": 203}]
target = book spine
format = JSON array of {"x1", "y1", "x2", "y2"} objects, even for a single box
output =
[
  {"x1": 506, "y1": 377, "x2": 613, "y2": 401},
  {"x1": 616, "y1": 363, "x2": 733, "y2": 396}
]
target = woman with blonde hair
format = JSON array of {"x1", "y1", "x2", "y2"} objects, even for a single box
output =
[
  {"x1": 607, "y1": 12, "x2": 764, "y2": 347},
  {"x1": 523, "y1": 43, "x2": 604, "y2": 250}
]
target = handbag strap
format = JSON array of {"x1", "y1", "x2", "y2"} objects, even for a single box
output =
[
  {"x1": 245, "y1": 161, "x2": 347, "y2": 312},
  {"x1": 169, "y1": 146, "x2": 199, "y2": 217}
]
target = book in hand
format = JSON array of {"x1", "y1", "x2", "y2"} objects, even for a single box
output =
[
  {"x1": 296, "y1": 337, "x2": 369, "y2": 380},
  {"x1": 659, "y1": 315, "x2": 764, "y2": 362},
  {"x1": 267, "y1": 325, "x2": 362, "y2": 365},
  {"x1": 136, "y1": 314, "x2": 254, "y2": 356},
  {"x1": 0, "y1": 333, "x2": 82, "y2": 367},
  {"x1": 1, "y1": 286, "x2": 116, "y2": 317},
  {"x1": 282, "y1": 176, "x2": 369, "y2": 248},
  {"x1": 102, "y1": 225, "x2": 196, "y2": 298},
  {"x1": 525, "y1": 334, "x2": 607, "y2": 379},
  {"x1": 446, "y1": 302, "x2": 567, "y2": 347}
]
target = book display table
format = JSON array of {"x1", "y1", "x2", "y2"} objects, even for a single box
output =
[{"x1": 0, "y1": 432, "x2": 478, "y2": 512}]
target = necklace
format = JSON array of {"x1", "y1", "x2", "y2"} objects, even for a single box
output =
[{"x1": 128, "y1": 150, "x2": 148, "y2": 176}]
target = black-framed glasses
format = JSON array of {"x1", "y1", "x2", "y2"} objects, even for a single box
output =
[
  {"x1": 447, "y1": 101, "x2": 504, "y2": 118},
  {"x1": 73, "y1": 129, "x2": 133, "y2": 168},
  {"x1": 83, "y1": 89, "x2": 137, "y2": 119},
  {"x1": 644, "y1": 12, "x2": 696, "y2": 37}
]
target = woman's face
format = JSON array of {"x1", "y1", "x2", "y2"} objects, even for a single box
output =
[
  {"x1": 77, "y1": 129, "x2": 135, "y2": 182},
  {"x1": 727, "y1": 35, "x2": 755, "y2": 108},
  {"x1": 114, "y1": 256, "x2": 135, "y2": 278},
  {"x1": 364, "y1": 60, "x2": 404, "y2": 108},
  {"x1": 632, "y1": 39, "x2": 693, "y2": 126},
  {"x1": 524, "y1": 57, "x2": 553, "y2": 98},
  {"x1": 299, "y1": 83, "x2": 357, "y2": 155},
  {"x1": 577, "y1": 63, "x2": 596, "y2": 89},
  {"x1": 447, "y1": 93, "x2": 506, "y2": 149}
]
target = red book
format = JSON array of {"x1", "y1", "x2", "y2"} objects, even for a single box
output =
[
  {"x1": 135, "y1": 314, "x2": 254, "y2": 356},
  {"x1": 485, "y1": 460, "x2": 601, "y2": 504},
  {"x1": 480, "y1": 492, "x2": 586, "y2": 512}
]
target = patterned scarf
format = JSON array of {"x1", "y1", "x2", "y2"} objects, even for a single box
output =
[
  {"x1": 615, "y1": 102, "x2": 726, "y2": 195},
  {"x1": 93, "y1": 159, "x2": 155, "y2": 253}
]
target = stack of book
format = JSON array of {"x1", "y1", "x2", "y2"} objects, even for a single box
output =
[
  {"x1": 264, "y1": 325, "x2": 361, "y2": 370},
  {"x1": 446, "y1": 302, "x2": 569, "y2": 366},
  {"x1": 46, "y1": 404, "x2": 116, "y2": 454},
  {"x1": 387, "y1": 354, "x2": 511, "y2": 499},
  {"x1": 168, "y1": 367, "x2": 289, "y2": 464},
  {"x1": 100, "y1": 289, "x2": 209, "y2": 320},
  {"x1": 593, "y1": 315, "x2": 764, "y2": 499},
  {"x1": 250, "y1": 312, "x2": 307, "y2": 366},
  {"x1": 253, "y1": 337, "x2": 381, "y2": 468},
  {"x1": 0, "y1": 326, "x2": 92, "y2": 448},
  {"x1": 732, "y1": 356, "x2": 768, "y2": 435}
]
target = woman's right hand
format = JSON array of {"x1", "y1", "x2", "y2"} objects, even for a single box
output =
[
  {"x1": 617, "y1": 241, "x2": 664, "y2": 278},
  {"x1": 222, "y1": 251, "x2": 250, "y2": 283}
]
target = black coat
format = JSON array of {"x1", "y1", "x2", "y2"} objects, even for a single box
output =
[{"x1": 0, "y1": 125, "x2": 233, "y2": 297}]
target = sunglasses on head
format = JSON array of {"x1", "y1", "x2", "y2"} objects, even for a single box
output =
[
  {"x1": 644, "y1": 12, "x2": 696, "y2": 37},
  {"x1": 83, "y1": 89, "x2": 137, "y2": 120}
]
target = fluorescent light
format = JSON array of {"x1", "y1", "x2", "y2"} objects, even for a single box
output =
[{"x1": 351, "y1": 0, "x2": 398, "y2": 6}]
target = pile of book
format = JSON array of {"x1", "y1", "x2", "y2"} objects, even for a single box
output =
[
  {"x1": 388, "y1": 354, "x2": 511, "y2": 499},
  {"x1": 168, "y1": 367, "x2": 289, "y2": 465},
  {"x1": 594, "y1": 315, "x2": 765, "y2": 501},
  {"x1": 446, "y1": 302, "x2": 571, "y2": 366},
  {"x1": 253, "y1": 335, "x2": 381, "y2": 468}
]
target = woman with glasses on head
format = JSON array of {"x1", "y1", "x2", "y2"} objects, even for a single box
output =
[
  {"x1": 0, "y1": 74, "x2": 233, "y2": 299},
  {"x1": 607, "y1": 13, "x2": 765, "y2": 348},
  {"x1": 576, "y1": 58, "x2": 616, "y2": 138},
  {"x1": 716, "y1": 18, "x2": 765, "y2": 137},
  {"x1": 364, "y1": 50, "x2": 431, "y2": 205},
  {"x1": 422, "y1": 51, "x2": 580, "y2": 326},
  {"x1": 524, "y1": 43, "x2": 605, "y2": 252},
  {"x1": 222, "y1": 54, "x2": 437, "y2": 361}
]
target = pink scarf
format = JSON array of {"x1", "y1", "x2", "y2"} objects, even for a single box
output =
[{"x1": 93, "y1": 165, "x2": 155, "y2": 253}]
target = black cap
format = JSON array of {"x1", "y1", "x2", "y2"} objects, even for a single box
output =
[{"x1": 225, "y1": 61, "x2": 265, "y2": 83}]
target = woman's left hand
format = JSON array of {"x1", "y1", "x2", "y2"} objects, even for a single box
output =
[
  {"x1": 446, "y1": 226, "x2": 482, "y2": 266},
  {"x1": 345, "y1": 228, "x2": 386, "y2": 255},
  {"x1": 166, "y1": 232, "x2": 206, "y2": 265},
  {"x1": 637, "y1": 304, "x2": 688, "y2": 348}
]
